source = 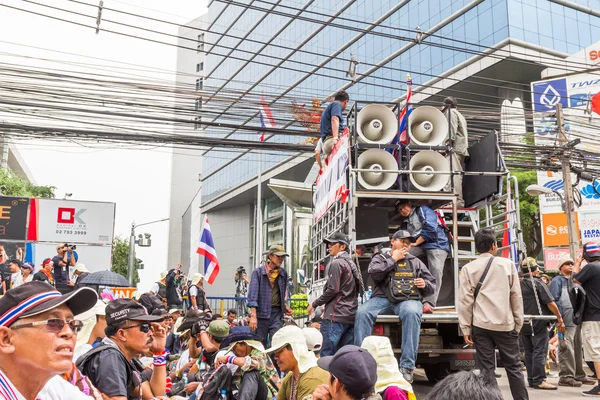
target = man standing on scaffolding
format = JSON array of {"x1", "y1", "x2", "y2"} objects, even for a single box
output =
[
  {"x1": 442, "y1": 97, "x2": 469, "y2": 208},
  {"x1": 319, "y1": 91, "x2": 349, "y2": 157}
]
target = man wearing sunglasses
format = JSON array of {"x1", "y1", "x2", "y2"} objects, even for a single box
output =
[
  {"x1": 77, "y1": 298, "x2": 167, "y2": 400},
  {"x1": 248, "y1": 245, "x2": 294, "y2": 345},
  {"x1": 0, "y1": 281, "x2": 98, "y2": 400}
]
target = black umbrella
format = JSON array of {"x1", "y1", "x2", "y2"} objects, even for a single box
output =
[{"x1": 80, "y1": 270, "x2": 130, "y2": 287}]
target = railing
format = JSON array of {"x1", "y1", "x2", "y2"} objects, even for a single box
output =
[{"x1": 206, "y1": 296, "x2": 309, "y2": 325}]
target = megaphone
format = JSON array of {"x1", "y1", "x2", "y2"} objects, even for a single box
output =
[
  {"x1": 409, "y1": 150, "x2": 450, "y2": 192},
  {"x1": 408, "y1": 106, "x2": 448, "y2": 146},
  {"x1": 357, "y1": 149, "x2": 398, "y2": 190},
  {"x1": 356, "y1": 105, "x2": 398, "y2": 144}
]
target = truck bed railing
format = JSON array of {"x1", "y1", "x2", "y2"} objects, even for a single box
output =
[{"x1": 376, "y1": 314, "x2": 557, "y2": 324}]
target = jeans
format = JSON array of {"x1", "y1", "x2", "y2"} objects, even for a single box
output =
[
  {"x1": 521, "y1": 329, "x2": 549, "y2": 386},
  {"x1": 354, "y1": 297, "x2": 422, "y2": 370},
  {"x1": 256, "y1": 307, "x2": 283, "y2": 346},
  {"x1": 558, "y1": 325, "x2": 587, "y2": 382},
  {"x1": 321, "y1": 319, "x2": 354, "y2": 357},
  {"x1": 472, "y1": 327, "x2": 529, "y2": 400},
  {"x1": 238, "y1": 370, "x2": 268, "y2": 400},
  {"x1": 410, "y1": 246, "x2": 448, "y2": 307}
]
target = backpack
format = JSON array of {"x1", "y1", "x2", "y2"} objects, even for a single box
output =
[
  {"x1": 569, "y1": 276, "x2": 587, "y2": 326},
  {"x1": 139, "y1": 292, "x2": 164, "y2": 314},
  {"x1": 200, "y1": 365, "x2": 233, "y2": 400}
]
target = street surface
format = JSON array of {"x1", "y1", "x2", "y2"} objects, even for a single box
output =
[{"x1": 412, "y1": 367, "x2": 592, "y2": 399}]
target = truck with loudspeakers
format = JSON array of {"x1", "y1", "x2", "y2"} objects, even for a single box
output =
[{"x1": 304, "y1": 101, "x2": 551, "y2": 383}]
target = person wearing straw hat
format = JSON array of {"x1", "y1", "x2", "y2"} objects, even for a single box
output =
[
  {"x1": 0, "y1": 281, "x2": 98, "y2": 399},
  {"x1": 189, "y1": 273, "x2": 211, "y2": 313},
  {"x1": 265, "y1": 325, "x2": 329, "y2": 400},
  {"x1": 361, "y1": 336, "x2": 415, "y2": 400},
  {"x1": 217, "y1": 329, "x2": 282, "y2": 399},
  {"x1": 70, "y1": 264, "x2": 90, "y2": 289}
]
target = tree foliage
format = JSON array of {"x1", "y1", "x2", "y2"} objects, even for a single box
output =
[
  {"x1": 511, "y1": 169, "x2": 542, "y2": 257},
  {"x1": 112, "y1": 236, "x2": 140, "y2": 286},
  {"x1": 0, "y1": 168, "x2": 55, "y2": 198}
]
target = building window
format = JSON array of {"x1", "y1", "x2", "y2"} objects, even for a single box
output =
[
  {"x1": 195, "y1": 78, "x2": 203, "y2": 91},
  {"x1": 196, "y1": 62, "x2": 203, "y2": 73},
  {"x1": 194, "y1": 116, "x2": 202, "y2": 130},
  {"x1": 195, "y1": 97, "x2": 203, "y2": 111},
  {"x1": 197, "y1": 33, "x2": 205, "y2": 52}
]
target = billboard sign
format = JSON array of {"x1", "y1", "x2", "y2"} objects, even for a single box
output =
[
  {"x1": 541, "y1": 212, "x2": 579, "y2": 247},
  {"x1": 532, "y1": 78, "x2": 569, "y2": 112},
  {"x1": 543, "y1": 247, "x2": 583, "y2": 270},
  {"x1": 30, "y1": 199, "x2": 115, "y2": 245},
  {"x1": 580, "y1": 210, "x2": 600, "y2": 243},
  {"x1": 0, "y1": 197, "x2": 29, "y2": 241},
  {"x1": 26, "y1": 242, "x2": 112, "y2": 274},
  {"x1": 110, "y1": 287, "x2": 137, "y2": 299}
]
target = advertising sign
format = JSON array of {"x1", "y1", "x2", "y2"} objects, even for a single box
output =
[
  {"x1": 541, "y1": 212, "x2": 580, "y2": 247},
  {"x1": 30, "y1": 199, "x2": 115, "y2": 245},
  {"x1": 543, "y1": 247, "x2": 582, "y2": 270},
  {"x1": 314, "y1": 132, "x2": 349, "y2": 221},
  {"x1": 580, "y1": 210, "x2": 600, "y2": 243},
  {"x1": 110, "y1": 287, "x2": 137, "y2": 299},
  {"x1": 0, "y1": 197, "x2": 29, "y2": 241},
  {"x1": 532, "y1": 78, "x2": 569, "y2": 112},
  {"x1": 27, "y1": 242, "x2": 112, "y2": 274}
]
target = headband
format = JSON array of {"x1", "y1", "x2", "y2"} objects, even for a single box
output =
[{"x1": 0, "y1": 291, "x2": 62, "y2": 327}]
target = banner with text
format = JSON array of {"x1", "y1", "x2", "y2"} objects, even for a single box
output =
[
  {"x1": 0, "y1": 197, "x2": 29, "y2": 241},
  {"x1": 543, "y1": 247, "x2": 582, "y2": 270},
  {"x1": 580, "y1": 210, "x2": 600, "y2": 243},
  {"x1": 314, "y1": 132, "x2": 349, "y2": 221},
  {"x1": 542, "y1": 211, "x2": 580, "y2": 247}
]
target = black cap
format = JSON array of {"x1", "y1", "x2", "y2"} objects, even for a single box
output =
[
  {"x1": 394, "y1": 199, "x2": 412, "y2": 209},
  {"x1": 0, "y1": 281, "x2": 98, "y2": 327},
  {"x1": 392, "y1": 230, "x2": 416, "y2": 242},
  {"x1": 323, "y1": 232, "x2": 350, "y2": 247},
  {"x1": 105, "y1": 298, "x2": 164, "y2": 325},
  {"x1": 317, "y1": 345, "x2": 377, "y2": 393}
]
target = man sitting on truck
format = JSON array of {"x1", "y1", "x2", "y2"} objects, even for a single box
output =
[
  {"x1": 353, "y1": 230, "x2": 436, "y2": 384},
  {"x1": 395, "y1": 199, "x2": 449, "y2": 314}
]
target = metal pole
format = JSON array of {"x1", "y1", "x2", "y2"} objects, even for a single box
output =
[
  {"x1": 556, "y1": 104, "x2": 579, "y2": 259},
  {"x1": 1, "y1": 134, "x2": 9, "y2": 169},
  {"x1": 128, "y1": 222, "x2": 135, "y2": 285},
  {"x1": 256, "y1": 150, "x2": 263, "y2": 265}
]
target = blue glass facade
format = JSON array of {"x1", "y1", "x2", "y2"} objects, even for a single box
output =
[{"x1": 198, "y1": 0, "x2": 600, "y2": 203}]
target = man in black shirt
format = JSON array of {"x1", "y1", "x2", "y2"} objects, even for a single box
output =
[
  {"x1": 52, "y1": 243, "x2": 76, "y2": 284},
  {"x1": 519, "y1": 257, "x2": 564, "y2": 390},
  {"x1": 77, "y1": 298, "x2": 167, "y2": 399},
  {"x1": 573, "y1": 242, "x2": 600, "y2": 396}
]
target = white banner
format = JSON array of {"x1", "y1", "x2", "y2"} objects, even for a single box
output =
[
  {"x1": 580, "y1": 210, "x2": 600, "y2": 243},
  {"x1": 28, "y1": 242, "x2": 112, "y2": 275},
  {"x1": 35, "y1": 199, "x2": 115, "y2": 245},
  {"x1": 314, "y1": 132, "x2": 349, "y2": 221}
]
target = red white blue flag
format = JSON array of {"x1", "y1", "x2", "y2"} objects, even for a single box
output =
[
  {"x1": 196, "y1": 215, "x2": 220, "y2": 285},
  {"x1": 258, "y1": 95, "x2": 276, "y2": 142},
  {"x1": 388, "y1": 77, "x2": 413, "y2": 158}
]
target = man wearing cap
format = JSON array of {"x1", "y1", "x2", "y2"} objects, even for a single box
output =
[
  {"x1": 33, "y1": 258, "x2": 55, "y2": 285},
  {"x1": 20, "y1": 262, "x2": 34, "y2": 284},
  {"x1": 395, "y1": 199, "x2": 449, "y2": 314},
  {"x1": 442, "y1": 96, "x2": 469, "y2": 208},
  {"x1": 306, "y1": 232, "x2": 358, "y2": 356},
  {"x1": 150, "y1": 272, "x2": 168, "y2": 300},
  {"x1": 217, "y1": 329, "x2": 282, "y2": 399},
  {"x1": 76, "y1": 297, "x2": 168, "y2": 400},
  {"x1": 189, "y1": 272, "x2": 211, "y2": 312},
  {"x1": 189, "y1": 319, "x2": 230, "y2": 367},
  {"x1": 69, "y1": 264, "x2": 90, "y2": 289},
  {"x1": 572, "y1": 242, "x2": 600, "y2": 396},
  {"x1": 248, "y1": 244, "x2": 293, "y2": 344},
  {"x1": 265, "y1": 325, "x2": 329, "y2": 400},
  {"x1": 0, "y1": 281, "x2": 98, "y2": 399},
  {"x1": 519, "y1": 257, "x2": 565, "y2": 390},
  {"x1": 52, "y1": 243, "x2": 77, "y2": 285},
  {"x1": 165, "y1": 267, "x2": 183, "y2": 309},
  {"x1": 312, "y1": 345, "x2": 378, "y2": 400},
  {"x1": 550, "y1": 254, "x2": 593, "y2": 387},
  {"x1": 354, "y1": 230, "x2": 436, "y2": 383}
]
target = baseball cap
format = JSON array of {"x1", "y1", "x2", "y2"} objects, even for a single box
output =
[
  {"x1": 323, "y1": 232, "x2": 350, "y2": 247},
  {"x1": 207, "y1": 320, "x2": 230, "y2": 339},
  {"x1": 317, "y1": 345, "x2": 377, "y2": 393},
  {"x1": 394, "y1": 199, "x2": 412, "y2": 209},
  {"x1": 302, "y1": 327, "x2": 323, "y2": 352},
  {"x1": 521, "y1": 257, "x2": 539, "y2": 272},
  {"x1": 74, "y1": 264, "x2": 89, "y2": 273},
  {"x1": 584, "y1": 242, "x2": 600, "y2": 261},
  {"x1": 56, "y1": 243, "x2": 67, "y2": 251},
  {"x1": 268, "y1": 245, "x2": 289, "y2": 257},
  {"x1": 105, "y1": 298, "x2": 164, "y2": 325},
  {"x1": 392, "y1": 230, "x2": 416, "y2": 243},
  {"x1": 20, "y1": 263, "x2": 33, "y2": 271},
  {"x1": 0, "y1": 281, "x2": 98, "y2": 327},
  {"x1": 191, "y1": 273, "x2": 204, "y2": 285},
  {"x1": 41, "y1": 258, "x2": 53, "y2": 267}
]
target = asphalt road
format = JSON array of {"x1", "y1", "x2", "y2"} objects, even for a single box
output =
[{"x1": 411, "y1": 367, "x2": 596, "y2": 399}]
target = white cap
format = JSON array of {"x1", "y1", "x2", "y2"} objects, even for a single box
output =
[
  {"x1": 191, "y1": 273, "x2": 204, "y2": 285},
  {"x1": 131, "y1": 291, "x2": 141, "y2": 300},
  {"x1": 265, "y1": 325, "x2": 318, "y2": 374},
  {"x1": 74, "y1": 264, "x2": 89, "y2": 273},
  {"x1": 160, "y1": 271, "x2": 167, "y2": 280},
  {"x1": 302, "y1": 327, "x2": 323, "y2": 352}
]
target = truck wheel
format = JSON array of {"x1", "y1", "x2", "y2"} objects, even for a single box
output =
[{"x1": 424, "y1": 362, "x2": 450, "y2": 383}]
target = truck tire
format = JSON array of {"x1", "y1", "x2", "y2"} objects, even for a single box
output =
[{"x1": 424, "y1": 362, "x2": 450, "y2": 383}]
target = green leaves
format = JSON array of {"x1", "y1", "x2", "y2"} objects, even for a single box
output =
[
  {"x1": 0, "y1": 168, "x2": 55, "y2": 198},
  {"x1": 111, "y1": 236, "x2": 140, "y2": 285}
]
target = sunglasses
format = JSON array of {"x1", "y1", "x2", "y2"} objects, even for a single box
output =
[
  {"x1": 122, "y1": 322, "x2": 152, "y2": 333},
  {"x1": 12, "y1": 318, "x2": 83, "y2": 333}
]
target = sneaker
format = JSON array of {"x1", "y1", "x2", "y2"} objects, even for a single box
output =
[
  {"x1": 533, "y1": 381, "x2": 557, "y2": 390},
  {"x1": 400, "y1": 367, "x2": 414, "y2": 383},
  {"x1": 583, "y1": 384, "x2": 600, "y2": 396},
  {"x1": 559, "y1": 378, "x2": 583, "y2": 387},
  {"x1": 580, "y1": 378, "x2": 598, "y2": 386},
  {"x1": 423, "y1": 304, "x2": 434, "y2": 314},
  {"x1": 547, "y1": 373, "x2": 559, "y2": 378}
]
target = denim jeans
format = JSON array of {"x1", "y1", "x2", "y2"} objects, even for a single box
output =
[
  {"x1": 256, "y1": 307, "x2": 283, "y2": 346},
  {"x1": 320, "y1": 319, "x2": 354, "y2": 357},
  {"x1": 410, "y1": 246, "x2": 448, "y2": 307},
  {"x1": 354, "y1": 297, "x2": 422, "y2": 370},
  {"x1": 521, "y1": 329, "x2": 549, "y2": 386}
]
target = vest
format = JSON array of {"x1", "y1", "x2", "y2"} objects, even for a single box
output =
[
  {"x1": 193, "y1": 284, "x2": 209, "y2": 311},
  {"x1": 156, "y1": 281, "x2": 167, "y2": 299},
  {"x1": 386, "y1": 259, "x2": 421, "y2": 303}
]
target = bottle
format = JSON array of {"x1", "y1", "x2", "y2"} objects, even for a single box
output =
[
  {"x1": 220, "y1": 389, "x2": 227, "y2": 400},
  {"x1": 558, "y1": 332, "x2": 564, "y2": 340},
  {"x1": 365, "y1": 286, "x2": 372, "y2": 301},
  {"x1": 182, "y1": 373, "x2": 188, "y2": 385}
]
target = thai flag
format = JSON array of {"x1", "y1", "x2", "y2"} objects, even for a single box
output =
[
  {"x1": 196, "y1": 216, "x2": 220, "y2": 285},
  {"x1": 388, "y1": 78, "x2": 413, "y2": 157},
  {"x1": 258, "y1": 95, "x2": 276, "y2": 142}
]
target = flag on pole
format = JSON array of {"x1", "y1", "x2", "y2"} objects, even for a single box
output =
[
  {"x1": 196, "y1": 215, "x2": 220, "y2": 285},
  {"x1": 258, "y1": 95, "x2": 276, "y2": 142},
  {"x1": 388, "y1": 76, "x2": 413, "y2": 156}
]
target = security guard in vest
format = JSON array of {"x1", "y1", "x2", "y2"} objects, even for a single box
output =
[{"x1": 354, "y1": 229, "x2": 436, "y2": 384}]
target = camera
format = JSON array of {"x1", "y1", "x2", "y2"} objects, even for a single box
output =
[
  {"x1": 191, "y1": 310, "x2": 213, "y2": 336},
  {"x1": 236, "y1": 266, "x2": 246, "y2": 276},
  {"x1": 65, "y1": 244, "x2": 77, "y2": 251}
]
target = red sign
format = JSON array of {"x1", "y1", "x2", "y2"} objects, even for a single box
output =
[
  {"x1": 57, "y1": 207, "x2": 76, "y2": 224},
  {"x1": 543, "y1": 247, "x2": 583, "y2": 270}
]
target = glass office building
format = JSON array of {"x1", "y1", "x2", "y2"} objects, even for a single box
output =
[{"x1": 170, "y1": 0, "x2": 599, "y2": 292}]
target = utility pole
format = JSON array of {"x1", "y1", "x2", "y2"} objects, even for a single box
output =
[
  {"x1": 556, "y1": 104, "x2": 579, "y2": 259},
  {"x1": 128, "y1": 222, "x2": 136, "y2": 285}
]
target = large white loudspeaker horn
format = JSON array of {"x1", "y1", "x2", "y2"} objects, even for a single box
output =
[
  {"x1": 408, "y1": 106, "x2": 449, "y2": 146},
  {"x1": 356, "y1": 105, "x2": 399, "y2": 144},
  {"x1": 357, "y1": 149, "x2": 398, "y2": 190},
  {"x1": 409, "y1": 150, "x2": 450, "y2": 192}
]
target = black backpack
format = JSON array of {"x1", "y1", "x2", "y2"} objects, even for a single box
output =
[
  {"x1": 200, "y1": 365, "x2": 233, "y2": 400},
  {"x1": 139, "y1": 292, "x2": 164, "y2": 314},
  {"x1": 569, "y1": 276, "x2": 587, "y2": 326}
]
